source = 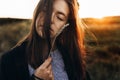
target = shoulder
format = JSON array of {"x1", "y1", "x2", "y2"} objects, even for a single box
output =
[
  {"x1": 0, "y1": 41, "x2": 29, "y2": 80},
  {"x1": 0, "y1": 41, "x2": 27, "y2": 63}
]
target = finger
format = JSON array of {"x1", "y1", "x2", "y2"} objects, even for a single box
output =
[
  {"x1": 46, "y1": 65, "x2": 52, "y2": 73},
  {"x1": 49, "y1": 74, "x2": 53, "y2": 80},
  {"x1": 47, "y1": 65, "x2": 52, "y2": 70},
  {"x1": 41, "y1": 57, "x2": 52, "y2": 68},
  {"x1": 50, "y1": 71, "x2": 54, "y2": 80},
  {"x1": 45, "y1": 65, "x2": 52, "y2": 75},
  {"x1": 49, "y1": 65, "x2": 53, "y2": 78}
]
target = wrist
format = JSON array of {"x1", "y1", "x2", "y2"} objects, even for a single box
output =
[{"x1": 32, "y1": 74, "x2": 44, "y2": 80}]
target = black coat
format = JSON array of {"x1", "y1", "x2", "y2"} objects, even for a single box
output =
[
  {"x1": 0, "y1": 42, "x2": 91, "y2": 80},
  {"x1": 0, "y1": 42, "x2": 32, "y2": 80}
]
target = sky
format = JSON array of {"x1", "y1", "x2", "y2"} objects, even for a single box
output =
[{"x1": 0, "y1": 0, "x2": 120, "y2": 19}]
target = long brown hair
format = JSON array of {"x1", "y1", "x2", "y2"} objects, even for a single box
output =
[
  {"x1": 26, "y1": 0, "x2": 53, "y2": 68},
  {"x1": 56, "y1": 0, "x2": 86, "y2": 80},
  {"x1": 18, "y1": 0, "x2": 86, "y2": 80}
]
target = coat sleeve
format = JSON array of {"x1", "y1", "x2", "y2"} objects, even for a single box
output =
[
  {"x1": 85, "y1": 71, "x2": 92, "y2": 80},
  {"x1": 0, "y1": 54, "x2": 2, "y2": 79},
  {"x1": 0, "y1": 53, "x2": 5, "y2": 80},
  {"x1": 0, "y1": 52, "x2": 13, "y2": 80},
  {"x1": 30, "y1": 74, "x2": 44, "y2": 80}
]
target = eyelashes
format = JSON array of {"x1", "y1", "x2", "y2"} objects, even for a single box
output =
[
  {"x1": 56, "y1": 14, "x2": 66, "y2": 21},
  {"x1": 57, "y1": 16, "x2": 64, "y2": 21}
]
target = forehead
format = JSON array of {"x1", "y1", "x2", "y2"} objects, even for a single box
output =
[{"x1": 53, "y1": 0, "x2": 69, "y2": 16}]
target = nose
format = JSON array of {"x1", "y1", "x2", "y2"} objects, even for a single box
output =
[
  {"x1": 39, "y1": 17, "x2": 44, "y2": 26},
  {"x1": 51, "y1": 13, "x2": 54, "y2": 24}
]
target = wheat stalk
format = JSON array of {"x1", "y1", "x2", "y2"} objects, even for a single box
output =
[{"x1": 49, "y1": 23, "x2": 69, "y2": 56}]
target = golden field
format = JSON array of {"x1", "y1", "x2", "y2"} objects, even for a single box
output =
[{"x1": 0, "y1": 16, "x2": 120, "y2": 80}]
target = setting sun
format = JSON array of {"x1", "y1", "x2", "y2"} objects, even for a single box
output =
[
  {"x1": 78, "y1": 0, "x2": 120, "y2": 18},
  {"x1": 0, "y1": 0, "x2": 120, "y2": 19}
]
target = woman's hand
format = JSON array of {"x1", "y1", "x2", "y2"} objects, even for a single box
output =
[{"x1": 34, "y1": 57, "x2": 54, "y2": 80}]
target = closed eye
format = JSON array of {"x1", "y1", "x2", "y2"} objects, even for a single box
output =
[
  {"x1": 57, "y1": 16, "x2": 64, "y2": 21},
  {"x1": 56, "y1": 13, "x2": 66, "y2": 21}
]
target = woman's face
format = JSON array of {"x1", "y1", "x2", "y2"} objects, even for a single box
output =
[{"x1": 36, "y1": 0, "x2": 69, "y2": 38}]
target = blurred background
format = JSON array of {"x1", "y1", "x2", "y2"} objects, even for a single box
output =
[{"x1": 0, "y1": 0, "x2": 120, "y2": 80}]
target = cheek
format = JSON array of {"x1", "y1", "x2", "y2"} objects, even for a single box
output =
[
  {"x1": 50, "y1": 23, "x2": 65, "y2": 38},
  {"x1": 35, "y1": 25, "x2": 42, "y2": 37},
  {"x1": 56, "y1": 20, "x2": 66, "y2": 28},
  {"x1": 53, "y1": 22, "x2": 65, "y2": 32}
]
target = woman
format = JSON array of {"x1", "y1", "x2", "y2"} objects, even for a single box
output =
[{"x1": 0, "y1": 0, "x2": 91, "y2": 80}]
